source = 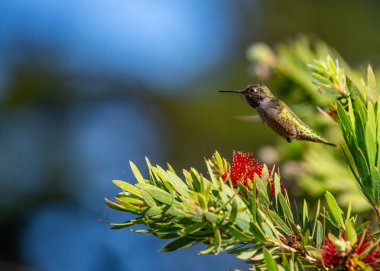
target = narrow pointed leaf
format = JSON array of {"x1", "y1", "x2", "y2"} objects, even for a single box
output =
[
  {"x1": 138, "y1": 183, "x2": 174, "y2": 205},
  {"x1": 264, "y1": 249, "x2": 278, "y2": 271},
  {"x1": 346, "y1": 219, "x2": 357, "y2": 245},
  {"x1": 161, "y1": 237, "x2": 194, "y2": 252},
  {"x1": 315, "y1": 220, "x2": 323, "y2": 248},
  {"x1": 130, "y1": 161, "x2": 146, "y2": 184},
  {"x1": 112, "y1": 180, "x2": 142, "y2": 198},
  {"x1": 325, "y1": 191, "x2": 344, "y2": 228}
]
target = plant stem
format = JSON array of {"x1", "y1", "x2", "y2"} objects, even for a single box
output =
[
  {"x1": 268, "y1": 240, "x2": 327, "y2": 271},
  {"x1": 374, "y1": 206, "x2": 380, "y2": 228}
]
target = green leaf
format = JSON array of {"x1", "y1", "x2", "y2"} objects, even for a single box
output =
[
  {"x1": 214, "y1": 151, "x2": 224, "y2": 167},
  {"x1": 327, "y1": 55, "x2": 335, "y2": 71},
  {"x1": 251, "y1": 187, "x2": 258, "y2": 224},
  {"x1": 189, "y1": 169, "x2": 202, "y2": 192},
  {"x1": 154, "y1": 166, "x2": 174, "y2": 191},
  {"x1": 265, "y1": 208, "x2": 292, "y2": 236},
  {"x1": 105, "y1": 198, "x2": 135, "y2": 212},
  {"x1": 138, "y1": 183, "x2": 174, "y2": 205},
  {"x1": 129, "y1": 161, "x2": 146, "y2": 184},
  {"x1": 346, "y1": 219, "x2": 357, "y2": 245},
  {"x1": 312, "y1": 200, "x2": 321, "y2": 239},
  {"x1": 145, "y1": 158, "x2": 160, "y2": 186},
  {"x1": 261, "y1": 222, "x2": 276, "y2": 240},
  {"x1": 198, "y1": 245, "x2": 216, "y2": 255},
  {"x1": 365, "y1": 101, "x2": 377, "y2": 169},
  {"x1": 337, "y1": 102, "x2": 354, "y2": 143},
  {"x1": 234, "y1": 215, "x2": 251, "y2": 233},
  {"x1": 273, "y1": 172, "x2": 281, "y2": 202},
  {"x1": 182, "y1": 222, "x2": 208, "y2": 235},
  {"x1": 311, "y1": 72, "x2": 331, "y2": 84},
  {"x1": 250, "y1": 222, "x2": 267, "y2": 242},
  {"x1": 356, "y1": 221, "x2": 371, "y2": 234},
  {"x1": 232, "y1": 246, "x2": 260, "y2": 260},
  {"x1": 227, "y1": 227, "x2": 253, "y2": 242},
  {"x1": 205, "y1": 212, "x2": 219, "y2": 224},
  {"x1": 114, "y1": 197, "x2": 141, "y2": 212},
  {"x1": 356, "y1": 260, "x2": 371, "y2": 270},
  {"x1": 355, "y1": 123, "x2": 367, "y2": 163},
  {"x1": 165, "y1": 204, "x2": 185, "y2": 217},
  {"x1": 301, "y1": 229, "x2": 310, "y2": 247},
  {"x1": 304, "y1": 246, "x2": 321, "y2": 261},
  {"x1": 264, "y1": 249, "x2": 278, "y2": 271},
  {"x1": 197, "y1": 193, "x2": 207, "y2": 209},
  {"x1": 325, "y1": 191, "x2": 344, "y2": 228},
  {"x1": 345, "y1": 202, "x2": 352, "y2": 223},
  {"x1": 140, "y1": 190, "x2": 156, "y2": 207},
  {"x1": 355, "y1": 147, "x2": 371, "y2": 187},
  {"x1": 213, "y1": 226, "x2": 222, "y2": 254},
  {"x1": 166, "y1": 163, "x2": 176, "y2": 174},
  {"x1": 255, "y1": 174, "x2": 270, "y2": 204},
  {"x1": 165, "y1": 170, "x2": 190, "y2": 196},
  {"x1": 161, "y1": 237, "x2": 194, "y2": 252},
  {"x1": 342, "y1": 149, "x2": 360, "y2": 184},
  {"x1": 229, "y1": 197, "x2": 239, "y2": 223},
  {"x1": 154, "y1": 232, "x2": 181, "y2": 239},
  {"x1": 377, "y1": 98, "x2": 380, "y2": 167},
  {"x1": 367, "y1": 64, "x2": 377, "y2": 97},
  {"x1": 280, "y1": 254, "x2": 290, "y2": 271},
  {"x1": 110, "y1": 218, "x2": 144, "y2": 229},
  {"x1": 144, "y1": 206, "x2": 163, "y2": 216},
  {"x1": 372, "y1": 167, "x2": 380, "y2": 206},
  {"x1": 315, "y1": 221, "x2": 323, "y2": 248},
  {"x1": 206, "y1": 161, "x2": 219, "y2": 187},
  {"x1": 302, "y1": 200, "x2": 309, "y2": 230},
  {"x1": 115, "y1": 193, "x2": 143, "y2": 205},
  {"x1": 347, "y1": 98, "x2": 355, "y2": 131},
  {"x1": 112, "y1": 180, "x2": 142, "y2": 198},
  {"x1": 278, "y1": 193, "x2": 294, "y2": 222}
]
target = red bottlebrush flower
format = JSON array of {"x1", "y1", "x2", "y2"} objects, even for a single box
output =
[
  {"x1": 322, "y1": 233, "x2": 349, "y2": 267},
  {"x1": 215, "y1": 151, "x2": 281, "y2": 196},
  {"x1": 355, "y1": 232, "x2": 380, "y2": 269},
  {"x1": 322, "y1": 231, "x2": 380, "y2": 270},
  {"x1": 226, "y1": 151, "x2": 264, "y2": 187}
]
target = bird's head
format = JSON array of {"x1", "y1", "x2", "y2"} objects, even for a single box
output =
[{"x1": 219, "y1": 83, "x2": 274, "y2": 108}]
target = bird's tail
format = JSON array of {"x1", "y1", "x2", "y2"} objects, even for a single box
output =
[
  {"x1": 316, "y1": 137, "x2": 338, "y2": 147},
  {"x1": 299, "y1": 132, "x2": 338, "y2": 147}
]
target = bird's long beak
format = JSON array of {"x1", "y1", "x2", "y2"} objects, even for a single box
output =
[{"x1": 218, "y1": 90, "x2": 244, "y2": 94}]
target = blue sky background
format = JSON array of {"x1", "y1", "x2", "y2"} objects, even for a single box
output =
[
  {"x1": 0, "y1": 1, "x2": 244, "y2": 91},
  {"x1": 0, "y1": 1, "x2": 256, "y2": 270}
]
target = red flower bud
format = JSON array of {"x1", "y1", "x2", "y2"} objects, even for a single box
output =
[
  {"x1": 322, "y1": 231, "x2": 380, "y2": 270},
  {"x1": 217, "y1": 151, "x2": 282, "y2": 196},
  {"x1": 229, "y1": 151, "x2": 263, "y2": 187}
]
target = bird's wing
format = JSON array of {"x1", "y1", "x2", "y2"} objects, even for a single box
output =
[
  {"x1": 262, "y1": 98, "x2": 283, "y2": 119},
  {"x1": 233, "y1": 115, "x2": 261, "y2": 122},
  {"x1": 260, "y1": 98, "x2": 299, "y2": 137}
]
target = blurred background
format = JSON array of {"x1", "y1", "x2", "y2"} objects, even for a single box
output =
[{"x1": 1, "y1": 1, "x2": 380, "y2": 270}]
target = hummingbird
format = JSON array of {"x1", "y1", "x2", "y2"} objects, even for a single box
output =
[{"x1": 219, "y1": 83, "x2": 337, "y2": 147}]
